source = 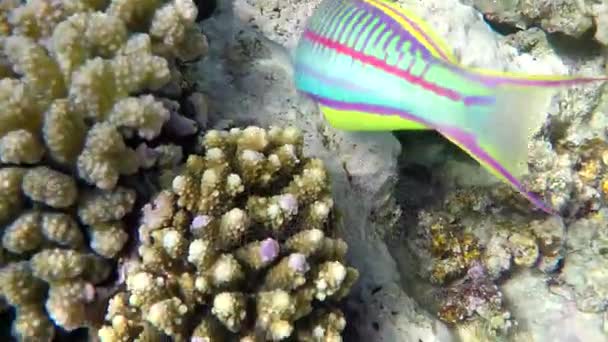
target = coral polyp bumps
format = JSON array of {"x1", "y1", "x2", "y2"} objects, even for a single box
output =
[
  {"x1": 98, "y1": 126, "x2": 360, "y2": 341},
  {"x1": 0, "y1": 0, "x2": 360, "y2": 339},
  {"x1": 1, "y1": 0, "x2": 208, "y2": 339}
]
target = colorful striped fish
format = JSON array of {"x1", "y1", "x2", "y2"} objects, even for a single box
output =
[{"x1": 293, "y1": 0, "x2": 608, "y2": 214}]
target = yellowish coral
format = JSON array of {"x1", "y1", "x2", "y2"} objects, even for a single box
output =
[
  {"x1": 22, "y1": 167, "x2": 77, "y2": 208},
  {"x1": 0, "y1": 129, "x2": 45, "y2": 164},
  {"x1": 98, "y1": 126, "x2": 358, "y2": 341},
  {"x1": 1, "y1": 0, "x2": 208, "y2": 339}
]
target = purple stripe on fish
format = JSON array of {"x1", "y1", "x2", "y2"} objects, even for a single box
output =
[
  {"x1": 396, "y1": 38, "x2": 414, "y2": 55},
  {"x1": 353, "y1": 15, "x2": 379, "y2": 51},
  {"x1": 349, "y1": 9, "x2": 377, "y2": 45},
  {"x1": 436, "y1": 125, "x2": 555, "y2": 214},
  {"x1": 418, "y1": 61, "x2": 432, "y2": 78},
  {"x1": 314, "y1": 1, "x2": 342, "y2": 35},
  {"x1": 324, "y1": 5, "x2": 349, "y2": 37},
  {"x1": 305, "y1": 93, "x2": 434, "y2": 126},
  {"x1": 463, "y1": 96, "x2": 496, "y2": 106},
  {"x1": 334, "y1": 7, "x2": 361, "y2": 42},
  {"x1": 326, "y1": 4, "x2": 355, "y2": 39},
  {"x1": 368, "y1": 25, "x2": 389, "y2": 51},
  {"x1": 359, "y1": 20, "x2": 381, "y2": 49},
  {"x1": 382, "y1": 33, "x2": 395, "y2": 52},
  {"x1": 354, "y1": 0, "x2": 431, "y2": 59},
  {"x1": 343, "y1": 9, "x2": 370, "y2": 43},
  {"x1": 305, "y1": 92, "x2": 552, "y2": 214},
  {"x1": 359, "y1": 0, "x2": 448, "y2": 60}
]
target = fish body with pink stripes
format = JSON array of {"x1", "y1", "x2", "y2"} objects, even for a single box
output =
[{"x1": 293, "y1": 0, "x2": 607, "y2": 214}]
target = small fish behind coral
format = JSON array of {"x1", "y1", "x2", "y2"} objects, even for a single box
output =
[{"x1": 293, "y1": 0, "x2": 608, "y2": 214}]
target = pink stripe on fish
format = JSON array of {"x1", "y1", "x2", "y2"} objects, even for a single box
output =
[
  {"x1": 303, "y1": 30, "x2": 493, "y2": 106},
  {"x1": 304, "y1": 29, "x2": 461, "y2": 101}
]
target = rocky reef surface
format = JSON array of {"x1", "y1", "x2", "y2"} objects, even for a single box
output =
[{"x1": 193, "y1": 0, "x2": 608, "y2": 341}]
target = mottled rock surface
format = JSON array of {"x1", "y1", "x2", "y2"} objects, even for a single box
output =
[{"x1": 187, "y1": 0, "x2": 608, "y2": 340}]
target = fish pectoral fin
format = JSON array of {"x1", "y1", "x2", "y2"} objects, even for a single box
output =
[{"x1": 319, "y1": 104, "x2": 429, "y2": 131}]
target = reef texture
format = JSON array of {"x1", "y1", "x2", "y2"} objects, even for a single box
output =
[
  {"x1": 465, "y1": 0, "x2": 603, "y2": 40},
  {"x1": 197, "y1": 0, "x2": 608, "y2": 341},
  {"x1": 403, "y1": 200, "x2": 573, "y2": 337},
  {"x1": 394, "y1": 13, "x2": 608, "y2": 339},
  {"x1": 98, "y1": 126, "x2": 359, "y2": 341},
  {"x1": 190, "y1": 0, "x2": 458, "y2": 340},
  {"x1": 0, "y1": 0, "x2": 207, "y2": 339}
]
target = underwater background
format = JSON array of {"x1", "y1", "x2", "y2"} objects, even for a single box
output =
[{"x1": 1, "y1": 0, "x2": 608, "y2": 341}]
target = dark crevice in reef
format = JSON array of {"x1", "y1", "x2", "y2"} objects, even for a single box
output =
[
  {"x1": 392, "y1": 130, "x2": 466, "y2": 204},
  {"x1": 0, "y1": 310, "x2": 12, "y2": 341},
  {"x1": 546, "y1": 28, "x2": 603, "y2": 59},
  {"x1": 391, "y1": 130, "x2": 455, "y2": 226},
  {"x1": 482, "y1": 15, "x2": 521, "y2": 36},
  {"x1": 194, "y1": 0, "x2": 217, "y2": 21},
  {"x1": 548, "y1": 119, "x2": 570, "y2": 148},
  {"x1": 482, "y1": 15, "x2": 602, "y2": 59}
]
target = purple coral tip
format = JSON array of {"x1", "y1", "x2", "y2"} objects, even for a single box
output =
[
  {"x1": 288, "y1": 253, "x2": 310, "y2": 273},
  {"x1": 191, "y1": 215, "x2": 211, "y2": 233},
  {"x1": 259, "y1": 238, "x2": 280, "y2": 263},
  {"x1": 466, "y1": 261, "x2": 486, "y2": 281},
  {"x1": 278, "y1": 194, "x2": 298, "y2": 216},
  {"x1": 135, "y1": 143, "x2": 160, "y2": 168},
  {"x1": 191, "y1": 337, "x2": 207, "y2": 342}
]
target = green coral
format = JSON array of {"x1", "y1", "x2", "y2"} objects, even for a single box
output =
[
  {"x1": 99, "y1": 126, "x2": 359, "y2": 341},
  {"x1": 0, "y1": 0, "x2": 208, "y2": 339}
]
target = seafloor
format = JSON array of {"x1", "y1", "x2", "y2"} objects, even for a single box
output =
[{"x1": 1, "y1": 0, "x2": 608, "y2": 341}]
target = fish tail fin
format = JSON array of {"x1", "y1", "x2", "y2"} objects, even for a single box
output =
[
  {"x1": 437, "y1": 83, "x2": 563, "y2": 214},
  {"x1": 437, "y1": 67, "x2": 607, "y2": 214}
]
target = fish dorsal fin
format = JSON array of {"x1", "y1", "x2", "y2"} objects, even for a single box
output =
[{"x1": 364, "y1": 0, "x2": 459, "y2": 63}]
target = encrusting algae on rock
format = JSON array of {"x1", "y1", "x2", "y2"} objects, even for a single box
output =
[
  {"x1": 98, "y1": 126, "x2": 359, "y2": 341},
  {"x1": 403, "y1": 197, "x2": 579, "y2": 337},
  {"x1": 0, "y1": 0, "x2": 209, "y2": 339}
]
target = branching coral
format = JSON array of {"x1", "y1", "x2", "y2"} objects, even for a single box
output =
[
  {"x1": 98, "y1": 126, "x2": 359, "y2": 341},
  {"x1": 0, "y1": 0, "x2": 208, "y2": 339}
]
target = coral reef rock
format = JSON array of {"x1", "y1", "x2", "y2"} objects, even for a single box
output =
[
  {"x1": 190, "y1": 0, "x2": 608, "y2": 341},
  {"x1": 464, "y1": 0, "x2": 598, "y2": 38},
  {"x1": 0, "y1": 0, "x2": 207, "y2": 339},
  {"x1": 98, "y1": 126, "x2": 359, "y2": 341},
  {"x1": 187, "y1": 0, "x2": 457, "y2": 341}
]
